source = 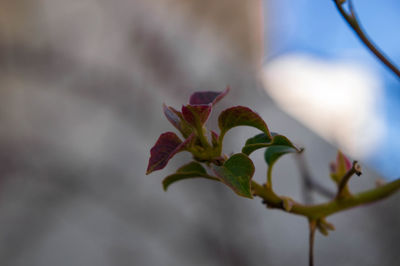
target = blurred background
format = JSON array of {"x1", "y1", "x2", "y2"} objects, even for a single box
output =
[{"x1": 0, "y1": 0, "x2": 399, "y2": 266}]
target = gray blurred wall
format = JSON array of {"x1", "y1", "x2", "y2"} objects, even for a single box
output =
[{"x1": 0, "y1": 1, "x2": 398, "y2": 265}]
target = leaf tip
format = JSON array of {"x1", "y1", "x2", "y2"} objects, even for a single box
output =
[
  {"x1": 243, "y1": 192, "x2": 254, "y2": 199},
  {"x1": 146, "y1": 161, "x2": 156, "y2": 175},
  {"x1": 162, "y1": 181, "x2": 169, "y2": 191},
  {"x1": 188, "y1": 86, "x2": 230, "y2": 106}
]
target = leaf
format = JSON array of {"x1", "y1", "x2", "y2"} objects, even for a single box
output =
[
  {"x1": 264, "y1": 145, "x2": 298, "y2": 167},
  {"x1": 241, "y1": 133, "x2": 272, "y2": 155},
  {"x1": 163, "y1": 104, "x2": 193, "y2": 138},
  {"x1": 182, "y1": 104, "x2": 212, "y2": 127},
  {"x1": 263, "y1": 135, "x2": 300, "y2": 173},
  {"x1": 162, "y1": 162, "x2": 218, "y2": 191},
  {"x1": 330, "y1": 150, "x2": 352, "y2": 183},
  {"x1": 146, "y1": 132, "x2": 194, "y2": 174},
  {"x1": 218, "y1": 106, "x2": 271, "y2": 139},
  {"x1": 212, "y1": 153, "x2": 255, "y2": 198},
  {"x1": 267, "y1": 135, "x2": 299, "y2": 151},
  {"x1": 245, "y1": 133, "x2": 272, "y2": 145},
  {"x1": 189, "y1": 86, "x2": 230, "y2": 106},
  {"x1": 330, "y1": 151, "x2": 352, "y2": 197},
  {"x1": 242, "y1": 134, "x2": 299, "y2": 156}
]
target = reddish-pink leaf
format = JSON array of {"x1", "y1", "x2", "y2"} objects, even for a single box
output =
[
  {"x1": 330, "y1": 150, "x2": 352, "y2": 188},
  {"x1": 146, "y1": 132, "x2": 194, "y2": 174},
  {"x1": 163, "y1": 104, "x2": 181, "y2": 128},
  {"x1": 218, "y1": 106, "x2": 271, "y2": 138},
  {"x1": 337, "y1": 151, "x2": 352, "y2": 171},
  {"x1": 189, "y1": 86, "x2": 230, "y2": 106},
  {"x1": 163, "y1": 104, "x2": 193, "y2": 137},
  {"x1": 330, "y1": 151, "x2": 351, "y2": 176},
  {"x1": 182, "y1": 104, "x2": 211, "y2": 126}
]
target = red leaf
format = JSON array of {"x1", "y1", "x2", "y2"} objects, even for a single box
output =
[
  {"x1": 337, "y1": 151, "x2": 352, "y2": 171},
  {"x1": 182, "y1": 104, "x2": 211, "y2": 126},
  {"x1": 163, "y1": 104, "x2": 193, "y2": 137},
  {"x1": 189, "y1": 86, "x2": 230, "y2": 106},
  {"x1": 331, "y1": 150, "x2": 351, "y2": 176},
  {"x1": 146, "y1": 132, "x2": 194, "y2": 174},
  {"x1": 330, "y1": 150, "x2": 352, "y2": 186},
  {"x1": 163, "y1": 104, "x2": 181, "y2": 129}
]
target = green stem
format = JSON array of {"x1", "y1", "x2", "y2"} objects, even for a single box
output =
[
  {"x1": 267, "y1": 166, "x2": 273, "y2": 189},
  {"x1": 196, "y1": 124, "x2": 211, "y2": 148},
  {"x1": 252, "y1": 178, "x2": 400, "y2": 219}
]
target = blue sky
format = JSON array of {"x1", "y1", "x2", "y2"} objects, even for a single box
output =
[{"x1": 264, "y1": 0, "x2": 400, "y2": 179}]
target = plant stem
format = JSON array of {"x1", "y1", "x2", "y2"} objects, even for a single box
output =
[
  {"x1": 196, "y1": 125, "x2": 211, "y2": 148},
  {"x1": 334, "y1": 0, "x2": 400, "y2": 79},
  {"x1": 308, "y1": 220, "x2": 317, "y2": 266},
  {"x1": 252, "y1": 178, "x2": 400, "y2": 219},
  {"x1": 336, "y1": 161, "x2": 361, "y2": 199},
  {"x1": 267, "y1": 166, "x2": 273, "y2": 189}
]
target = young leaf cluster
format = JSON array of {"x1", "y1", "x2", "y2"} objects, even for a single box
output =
[{"x1": 146, "y1": 87, "x2": 300, "y2": 198}]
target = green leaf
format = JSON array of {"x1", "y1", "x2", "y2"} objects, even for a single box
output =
[
  {"x1": 212, "y1": 153, "x2": 255, "y2": 198},
  {"x1": 218, "y1": 106, "x2": 271, "y2": 140},
  {"x1": 262, "y1": 135, "x2": 301, "y2": 185},
  {"x1": 264, "y1": 135, "x2": 300, "y2": 167},
  {"x1": 245, "y1": 133, "x2": 272, "y2": 145},
  {"x1": 242, "y1": 133, "x2": 272, "y2": 155},
  {"x1": 264, "y1": 145, "x2": 298, "y2": 167},
  {"x1": 162, "y1": 162, "x2": 218, "y2": 191},
  {"x1": 242, "y1": 134, "x2": 299, "y2": 156},
  {"x1": 267, "y1": 135, "x2": 298, "y2": 150}
]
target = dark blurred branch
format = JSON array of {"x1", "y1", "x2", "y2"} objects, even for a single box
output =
[
  {"x1": 308, "y1": 220, "x2": 317, "y2": 266},
  {"x1": 334, "y1": 0, "x2": 400, "y2": 80},
  {"x1": 295, "y1": 153, "x2": 335, "y2": 203}
]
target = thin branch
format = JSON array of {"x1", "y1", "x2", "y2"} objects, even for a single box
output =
[
  {"x1": 308, "y1": 220, "x2": 317, "y2": 266},
  {"x1": 252, "y1": 178, "x2": 400, "y2": 219},
  {"x1": 295, "y1": 153, "x2": 336, "y2": 203},
  {"x1": 347, "y1": 0, "x2": 356, "y2": 18},
  {"x1": 336, "y1": 160, "x2": 362, "y2": 199},
  {"x1": 334, "y1": 0, "x2": 400, "y2": 80}
]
